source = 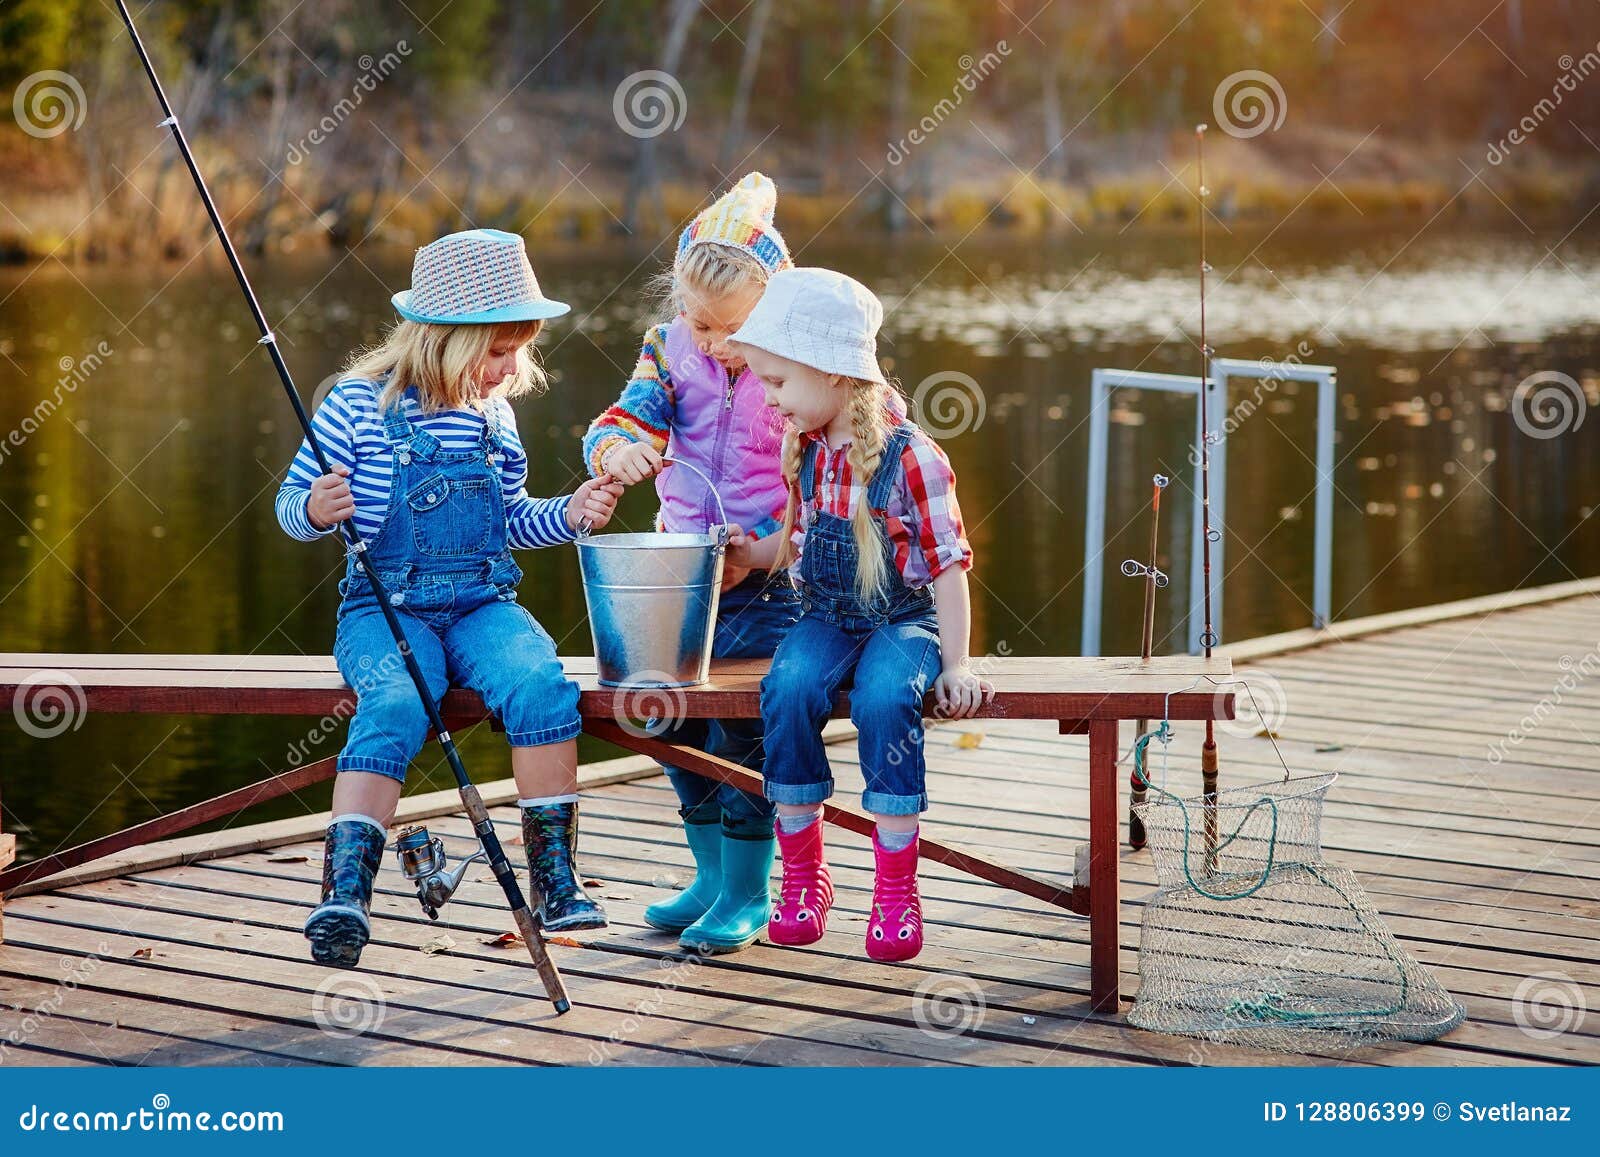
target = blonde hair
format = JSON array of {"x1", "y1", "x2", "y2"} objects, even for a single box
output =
[
  {"x1": 649, "y1": 242, "x2": 770, "y2": 324},
  {"x1": 343, "y1": 318, "x2": 547, "y2": 414},
  {"x1": 775, "y1": 378, "x2": 896, "y2": 602}
]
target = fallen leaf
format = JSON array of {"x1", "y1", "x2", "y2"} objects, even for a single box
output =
[
  {"x1": 545, "y1": 936, "x2": 584, "y2": 948},
  {"x1": 1022, "y1": 1015, "x2": 1037, "y2": 1025},
  {"x1": 954, "y1": 731, "x2": 985, "y2": 750},
  {"x1": 420, "y1": 934, "x2": 456, "y2": 955},
  {"x1": 483, "y1": 931, "x2": 524, "y2": 949},
  {"x1": 1254, "y1": 728, "x2": 1280, "y2": 740},
  {"x1": 1315, "y1": 743, "x2": 1343, "y2": 753},
  {"x1": 130, "y1": 947, "x2": 153, "y2": 960},
  {"x1": 508, "y1": 835, "x2": 524, "y2": 846},
  {"x1": 582, "y1": 878, "x2": 604, "y2": 888},
  {"x1": 601, "y1": 892, "x2": 632, "y2": 901},
  {"x1": 267, "y1": 854, "x2": 308, "y2": 864}
]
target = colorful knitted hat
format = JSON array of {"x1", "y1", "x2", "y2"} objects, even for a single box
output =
[
  {"x1": 392, "y1": 228, "x2": 569, "y2": 325},
  {"x1": 676, "y1": 172, "x2": 791, "y2": 275}
]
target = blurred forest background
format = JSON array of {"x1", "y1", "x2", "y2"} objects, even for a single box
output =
[{"x1": 3, "y1": 0, "x2": 1600, "y2": 262}]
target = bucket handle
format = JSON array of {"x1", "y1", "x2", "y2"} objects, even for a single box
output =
[{"x1": 578, "y1": 456, "x2": 728, "y2": 546}]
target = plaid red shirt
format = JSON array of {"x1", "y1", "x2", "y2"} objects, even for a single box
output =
[{"x1": 788, "y1": 398, "x2": 973, "y2": 588}]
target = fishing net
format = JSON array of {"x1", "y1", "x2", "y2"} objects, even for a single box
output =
[{"x1": 1126, "y1": 719, "x2": 1465, "y2": 1054}]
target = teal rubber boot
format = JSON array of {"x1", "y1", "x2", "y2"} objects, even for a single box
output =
[
  {"x1": 644, "y1": 819, "x2": 722, "y2": 933},
  {"x1": 304, "y1": 818, "x2": 387, "y2": 968},
  {"x1": 678, "y1": 832, "x2": 775, "y2": 955}
]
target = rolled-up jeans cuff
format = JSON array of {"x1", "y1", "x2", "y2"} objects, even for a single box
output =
[
  {"x1": 765, "y1": 779, "x2": 834, "y2": 806},
  {"x1": 862, "y1": 790, "x2": 927, "y2": 816},
  {"x1": 505, "y1": 717, "x2": 583, "y2": 747},
  {"x1": 336, "y1": 756, "x2": 409, "y2": 784}
]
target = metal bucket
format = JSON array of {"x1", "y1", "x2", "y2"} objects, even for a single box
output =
[{"x1": 577, "y1": 458, "x2": 728, "y2": 688}]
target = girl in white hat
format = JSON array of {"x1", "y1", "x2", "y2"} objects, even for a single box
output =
[
  {"x1": 725, "y1": 266, "x2": 993, "y2": 963},
  {"x1": 275, "y1": 228, "x2": 624, "y2": 968},
  {"x1": 581, "y1": 174, "x2": 800, "y2": 955}
]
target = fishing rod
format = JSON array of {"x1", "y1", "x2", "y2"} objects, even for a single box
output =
[
  {"x1": 1195, "y1": 123, "x2": 1221, "y2": 874},
  {"x1": 1120, "y1": 473, "x2": 1168, "y2": 850},
  {"x1": 113, "y1": 0, "x2": 571, "y2": 1013}
]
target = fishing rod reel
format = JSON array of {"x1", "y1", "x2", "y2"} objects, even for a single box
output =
[{"x1": 395, "y1": 826, "x2": 487, "y2": 920}]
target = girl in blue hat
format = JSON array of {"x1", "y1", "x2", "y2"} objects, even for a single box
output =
[{"x1": 276, "y1": 229, "x2": 624, "y2": 968}]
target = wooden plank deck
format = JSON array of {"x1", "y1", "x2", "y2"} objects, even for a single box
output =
[{"x1": 2, "y1": 595, "x2": 1598, "y2": 1067}]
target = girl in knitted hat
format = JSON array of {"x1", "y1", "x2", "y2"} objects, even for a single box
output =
[
  {"x1": 582, "y1": 173, "x2": 798, "y2": 955},
  {"x1": 725, "y1": 266, "x2": 993, "y2": 963},
  {"x1": 277, "y1": 229, "x2": 624, "y2": 968}
]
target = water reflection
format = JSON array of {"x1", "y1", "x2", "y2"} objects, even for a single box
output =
[{"x1": 2, "y1": 223, "x2": 1597, "y2": 854}]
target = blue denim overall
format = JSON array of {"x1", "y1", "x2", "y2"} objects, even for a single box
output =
[
  {"x1": 760, "y1": 421, "x2": 943, "y2": 816},
  {"x1": 333, "y1": 395, "x2": 581, "y2": 782}
]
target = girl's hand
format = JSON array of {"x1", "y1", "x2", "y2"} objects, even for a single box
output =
[
  {"x1": 720, "y1": 523, "x2": 753, "y2": 591},
  {"x1": 307, "y1": 465, "x2": 354, "y2": 529},
  {"x1": 568, "y1": 474, "x2": 625, "y2": 531},
  {"x1": 932, "y1": 662, "x2": 995, "y2": 720},
  {"x1": 603, "y1": 441, "x2": 664, "y2": 485}
]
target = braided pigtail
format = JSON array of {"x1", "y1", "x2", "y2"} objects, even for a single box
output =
[
  {"x1": 846, "y1": 380, "x2": 891, "y2": 601},
  {"x1": 772, "y1": 423, "x2": 805, "y2": 572}
]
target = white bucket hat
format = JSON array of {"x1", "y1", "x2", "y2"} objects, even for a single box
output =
[
  {"x1": 728, "y1": 267, "x2": 887, "y2": 385},
  {"x1": 392, "y1": 228, "x2": 570, "y2": 325}
]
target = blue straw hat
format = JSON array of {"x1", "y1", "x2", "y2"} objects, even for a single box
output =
[{"x1": 392, "y1": 229, "x2": 570, "y2": 324}]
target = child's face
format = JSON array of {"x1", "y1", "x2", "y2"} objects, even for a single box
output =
[
  {"x1": 742, "y1": 346, "x2": 845, "y2": 434},
  {"x1": 474, "y1": 336, "x2": 522, "y2": 398},
  {"x1": 681, "y1": 281, "x2": 764, "y2": 372}
]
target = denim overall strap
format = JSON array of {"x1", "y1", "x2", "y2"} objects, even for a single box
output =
[
  {"x1": 866, "y1": 422, "x2": 917, "y2": 514},
  {"x1": 380, "y1": 394, "x2": 441, "y2": 465},
  {"x1": 797, "y1": 435, "x2": 823, "y2": 508}
]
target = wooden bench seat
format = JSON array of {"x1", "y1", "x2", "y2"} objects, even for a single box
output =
[{"x1": 0, "y1": 652, "x2": 1233, "y2": 1011}]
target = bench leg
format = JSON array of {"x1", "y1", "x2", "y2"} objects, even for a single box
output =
[{"x1": 1087, "y1": 719, "x2": 1122, "y2": 1012}]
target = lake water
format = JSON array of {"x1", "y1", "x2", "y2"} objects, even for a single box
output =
[{"x1": 3, "y1": 221, "x2": 1599, "y2": 855}]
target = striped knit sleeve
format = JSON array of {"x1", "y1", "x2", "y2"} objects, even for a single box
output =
[
  {"x1": 497, "y1": 402, "x2": 578, "y2": 549},
  {"x1": 274, "y1": 382, "x2": 364, "y2": 542},
  {"x1": 581, "y1": 323, "x2": 677, "y2": 476}
]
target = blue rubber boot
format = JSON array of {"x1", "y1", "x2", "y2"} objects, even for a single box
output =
[
  {"x1": 304, "y1": 818, "x2": 387, "y2": 968},
  {"x1": 644, "y1": 818, "x2": 722, "y2": 933},
  {"x1": 678, "y1": 832, "x2": 775, "y2": 955}
]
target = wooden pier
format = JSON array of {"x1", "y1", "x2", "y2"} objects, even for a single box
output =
[{"x1": 2, "y1": 585, "x2": 1597, "y2": 1067}]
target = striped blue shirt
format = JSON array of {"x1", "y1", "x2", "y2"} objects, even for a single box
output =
[{"x1": 274, "y1": 376, "x2": 575, "y2": 549}]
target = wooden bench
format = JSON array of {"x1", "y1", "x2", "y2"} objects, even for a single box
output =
[{"x1": 0, "y1": 652, "x2": 1232, "y2": 1011}]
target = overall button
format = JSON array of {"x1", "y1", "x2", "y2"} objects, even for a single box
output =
[{"x1": 389, "y1": 592, "x2": 405, "y2": 606}]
